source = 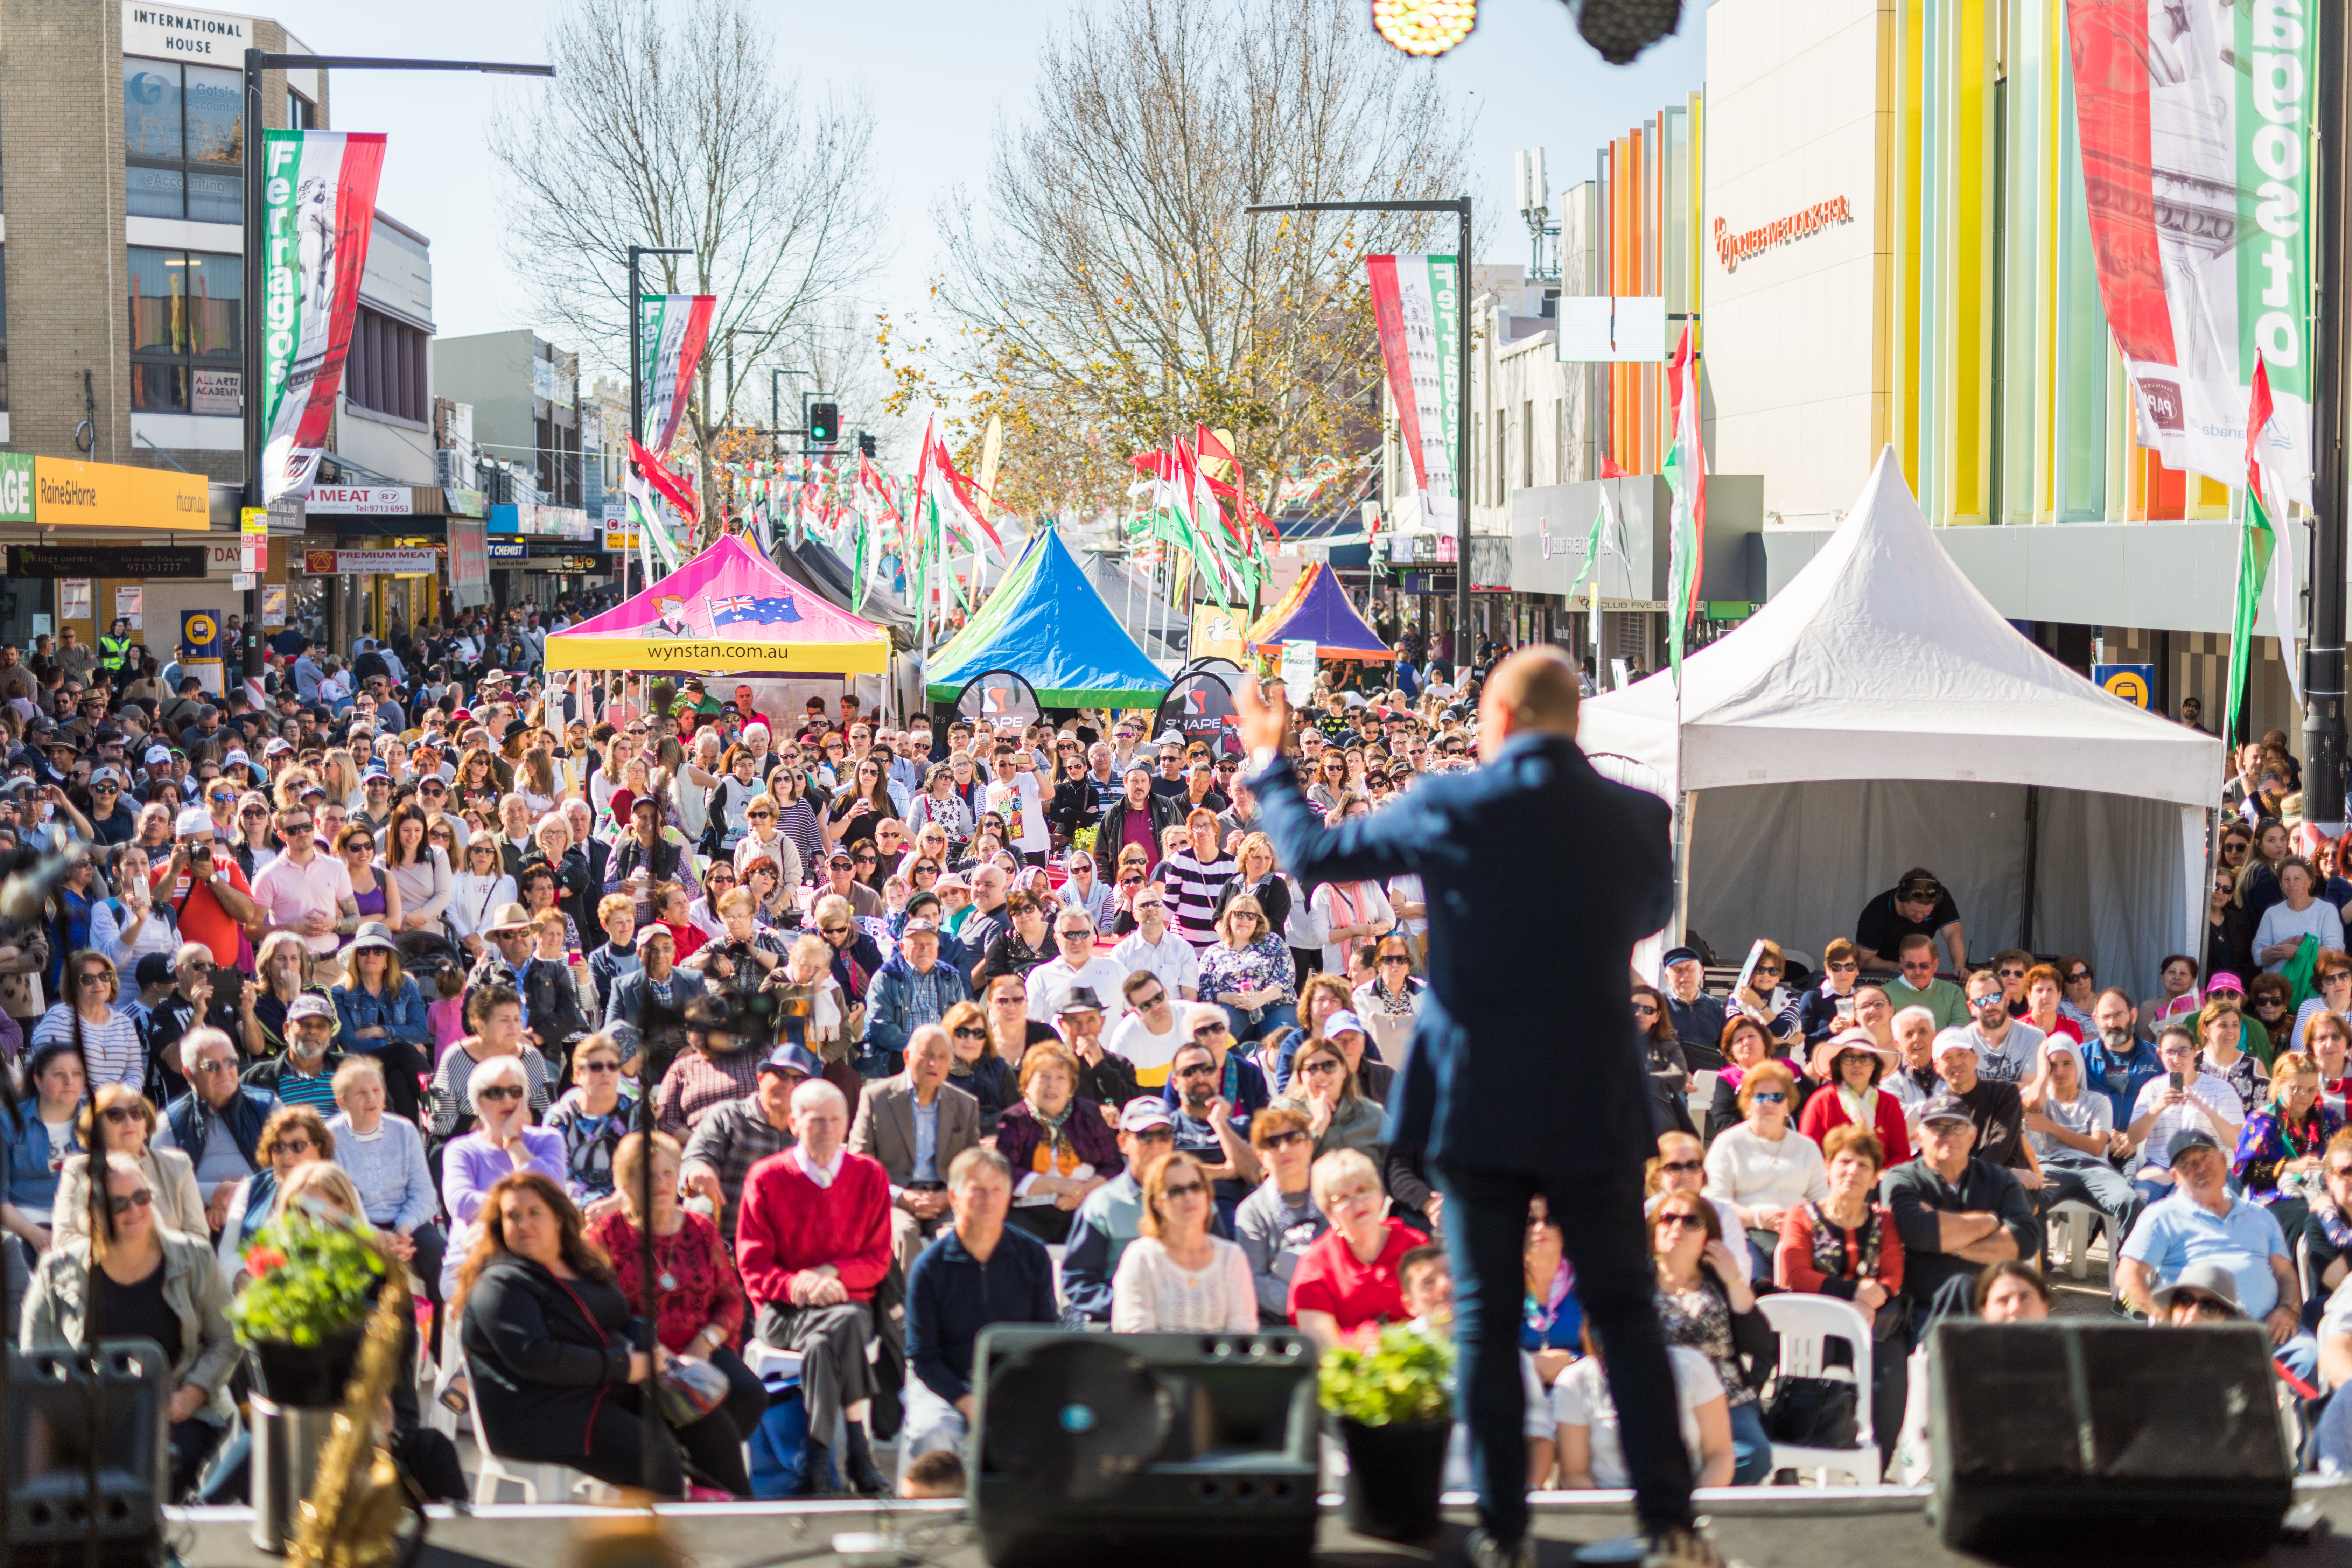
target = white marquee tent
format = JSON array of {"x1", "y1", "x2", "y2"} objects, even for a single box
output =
[{"x1": 1577, "y1": 448, "x2": 2227, "y2": 999}]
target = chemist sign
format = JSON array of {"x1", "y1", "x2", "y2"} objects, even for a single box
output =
[{"x1": 2092, "y1": 664, "x2": 2154, "y2": 710}]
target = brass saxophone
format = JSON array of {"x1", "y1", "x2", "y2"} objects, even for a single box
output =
[{"x1": 289, "y1": 1255, "x2": 425, "y2": 1568}]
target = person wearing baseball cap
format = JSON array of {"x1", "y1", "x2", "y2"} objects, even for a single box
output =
[
  {"x1": 1854, "y1": 867, "x2": 1965, "y2": 978},
  {"x1": 1882, "y1": 1089, "x2": 2039, "y2": 1324},
  {"x1": 1057, "y1": 1097, "x2": 1183, "y2": 1324},
  {"x1": 243, "y1": 989, "x2": 347, "y2": 1114},
  {"x1": 2118, "y1": 1127, "x2": 2311, "y2": 1375}
]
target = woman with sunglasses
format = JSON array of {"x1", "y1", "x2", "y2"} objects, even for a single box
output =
[
  {"x1": 2231, "y1": 1050, "x2": 2336, "y2": 1244},
  {"x1": 212, "y1": 1106, "x2": 334, "y2": 1281},
  {"x1": 1270, "y1": 1031, "x2": 1384, "y2": 1163},
  {"x1": 1046, "y1": 750, "x2": 1097, "y2": 851},
  {"x1": 438, "y1": 1044, "x2": 570, "y2": 1295},
  {"x1": 760, "y1": 768, "x2": 825, "y2": 888},
  {"x1": 1110, "y1": 1150, "x2": 1256, "y2": 1333},
  {"x1": 52, "y1": 1080, "x2": 206, "y2": 1243},
  {"x1": 1729, "y1": 940, "x2": 1802, "y2": 1052},
  {"x1": 1702, "y1": 1016, "x2": 1778, "y2": 1145},
  {"x1": 1199, "y1": 895, "x2": 1296, "y2": 1047},
  {"x1": 1649, "y1": 1191, "x2": 1774, "y2": 1485},
  {"x1": 937, "y1": 1000, "x2": 1012, "y2": 1133},
  {"x1": 1629, "y1": 985, "x2": 1696, "y2": 1137},
  {"x1": 22, "y1": 1149, "x2": 238, "y2": 1499},
  {"x1": 1701, "y1": 1060, "x2": 1827, "y2": 1280},
  {"x1": 2207, "y1": 867, "x2": 2256, "y2": 984},
  {"x1": 823, "y1": 756, "x2": 898, "y2": 852},
  {"x1": 1233, "y1": 1106, "x2": 1326, "y2": 1326}
]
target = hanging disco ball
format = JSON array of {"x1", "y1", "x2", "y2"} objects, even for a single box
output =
[
  {"x1": 1567, "y1": 0, "x2": 1685, "y2": 64},
  {"x1": 1371, "y1": 0, "x2": 1478, "y2": 56}
]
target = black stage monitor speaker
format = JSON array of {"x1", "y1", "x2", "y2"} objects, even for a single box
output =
[
  {"x1": 6, "y1": 1340, "x2": 169, "y2": 1568},
  {"x1": 970, "y1": 1328, "x2": 1320, "y2": 1568},
  {"x1": 1928, "y1": 1320, "x2": 2291, "y2": 1559}
]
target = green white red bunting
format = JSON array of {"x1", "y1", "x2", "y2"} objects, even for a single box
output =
[
  {"x1": 637, "y1": 294, "x2": 716, "y2": 453},
  {"x1": 1662, "y1": 324, "x2": 1707, "y2": 684},
  {"x1": 1364, "y1": 253, "x2": 1462, "y2": 534},
  {"x1": 260, "y1": 130, "x2": 386, "y2": 504}
]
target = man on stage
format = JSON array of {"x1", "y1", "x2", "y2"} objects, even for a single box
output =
[{"x1": 1238, "y1": 648, "x2": 1721, "y2": 1568}]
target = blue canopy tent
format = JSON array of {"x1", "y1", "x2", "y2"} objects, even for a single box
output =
[{"x1": 924, "y1": 527, "x2": 1169, "y2": 708}]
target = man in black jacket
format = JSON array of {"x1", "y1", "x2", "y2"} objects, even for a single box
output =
[
  {"x1": 1238, "y1": 649, "x2": 1716, "y2": 1568},
  {"x1": 1093, "y1": 761, "x2": 1182, "y2": 878}
]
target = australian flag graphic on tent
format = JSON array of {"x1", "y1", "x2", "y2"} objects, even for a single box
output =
[{"x1": 708, "y1": 593, "x2": 801, "y2": 626}]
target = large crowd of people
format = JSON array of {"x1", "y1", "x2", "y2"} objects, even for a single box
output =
[{"x1": 0, "y1": 608, "x2": 2337, "y2": 1559}]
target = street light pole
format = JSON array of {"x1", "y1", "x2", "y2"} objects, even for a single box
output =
[
  {"x1": 626, "y1": 245, "x2": 695, "y2": 599},
  {"x1": 1243, "y1": 197, "x2": 1471, "y2": 668},
  {"x1": 241, "y1": 49, "x2": 552, "y2": 683},
  {"x1": 2306, "y1": 1, "x2": 2348, "y2": 824}
]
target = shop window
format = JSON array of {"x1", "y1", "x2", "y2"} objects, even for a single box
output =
[
  {"x1": 346, "y1": 306, "x2": 429, "y2": 425},
  {"x1": 124, "y1": 59, "x2": 243, "y2": 224},
  {"x1": 128, "y1": 247, "x2": 241, "y2": 414}
]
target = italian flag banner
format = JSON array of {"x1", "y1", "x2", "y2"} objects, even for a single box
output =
[
  {"x1": 1364, "y1": 253, "x2": 1461, "y2": 534},
  {"x1": 2227, "y1": 355, "x2": 2286, "y2": 743},
  {"x1": 637, "y1": 294, "x2": 716, "y2": 454},
  {"x1": 260, "y1": 130, "x2": 386, "y2": 504},
  {"x1": 1662, "y1": 324, "x2": 1707, "y2": 684},
  {"x1": 2065, "y1": 0, "x2": 2317, "y2": 503}
]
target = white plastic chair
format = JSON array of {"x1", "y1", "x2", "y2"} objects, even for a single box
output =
[
  {"x1": 1688, "y1": 1069, "x2": 1721, "y2": 1138},
  {"x1": 2046, "y1": 1199, "x2": 2098, "y2": 1280},
  {"x1": 1756, "y1": 1293, "x2": 1879, "y2": 1485},
  {"x1": 463, "y1": 1356, "x2": 603, "y2": 1505},
  {"x1": 2298, "y1": 1230, "x2": 2317, "y2": 1304}
]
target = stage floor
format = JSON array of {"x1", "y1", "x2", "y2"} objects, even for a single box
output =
[{"x1": 170, "y1": 1480, "x2": 2352, "y2": 1568}]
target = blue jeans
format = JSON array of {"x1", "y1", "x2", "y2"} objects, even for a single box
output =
[
  {"x1": 1727, "y1": 1399, "x2": 1773, "y2": 1485},
  {"x1": 1438, "y1": 1160, "x2": 1693, "y2": 1543},
  {"x1": 1224, "y1": 1001, "x2": 1296, "y2": 1050}
]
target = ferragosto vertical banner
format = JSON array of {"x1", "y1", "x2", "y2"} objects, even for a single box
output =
[
  {"x1": 2065, "y1": 0, "x2": 2315, "y2": 502},
  {"x1": 259, "y1": 129, "x2": 387, "y2": 504}
]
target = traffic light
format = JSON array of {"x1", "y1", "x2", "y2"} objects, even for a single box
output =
[
  {"x1": 809, "y1": 401, "x2": 839, "y2": 444},
  {"x1": 857, "y1": 431, "x2": 877, "y2": 459}
]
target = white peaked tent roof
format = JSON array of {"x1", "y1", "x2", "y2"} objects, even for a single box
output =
[{"x1": 1577, "y1": 448, "x2": 2226, "y2": 808}]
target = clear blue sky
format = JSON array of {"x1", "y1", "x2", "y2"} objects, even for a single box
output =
[{"x1": 267, "y1": 0, "x2": 1704, "y2": 354}]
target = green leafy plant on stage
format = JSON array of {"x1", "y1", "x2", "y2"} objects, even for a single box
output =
[
  {"x1": 1317, "y1": 1322, "x2": 1454, "y2": 1427},
  {"x1": 225, "y1": 1211, "x2": 387, "y2": 1348}
]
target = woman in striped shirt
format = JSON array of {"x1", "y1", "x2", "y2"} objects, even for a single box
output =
[
  {"x1": 1161, "y1": 810, "x2": 1238, "y2": 948},
  {"x1": 34, "y1": 951, "x2": 145, "y2": 1090}
]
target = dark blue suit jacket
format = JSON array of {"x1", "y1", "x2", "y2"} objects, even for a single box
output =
[{"x1": 1251, "y1": 731, "x2": 1671, "y2": 1177}]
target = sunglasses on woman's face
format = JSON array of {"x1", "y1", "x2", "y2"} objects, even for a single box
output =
[
  {"x1": 1631, "y1": 1001, "x2": 1659, "y2": 1017},
  {"x1": 476, "y1": 1085, "x2": 523, "y2": 1103},
  {"x1": 1658, "y1": 1159, "x2": 1701, "y2": 1175}
]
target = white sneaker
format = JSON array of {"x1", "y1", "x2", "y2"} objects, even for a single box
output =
[{"x1": 1465, "y1": 1528, "x2": 1538, "y2": 1568}]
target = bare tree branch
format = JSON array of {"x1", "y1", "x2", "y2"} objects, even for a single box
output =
[
  {"x1": 487, "y1": 0, "x2": 887, "y2": 529},
  {"x1": 914, "y1": 0, "x2": 1471, "y2": 516}
]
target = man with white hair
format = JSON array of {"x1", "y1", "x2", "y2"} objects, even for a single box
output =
[{"x1": 737, "y1": 1078, "x2": 894, "y2": 1497}]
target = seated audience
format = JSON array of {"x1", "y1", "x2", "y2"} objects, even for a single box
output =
[
  {"x1": 458, "y1": 1170, "x2": 745, "y2": 1497},
  {"x1": 1111, "y1": 1150, "x2": 1256, "y2": 1332}
]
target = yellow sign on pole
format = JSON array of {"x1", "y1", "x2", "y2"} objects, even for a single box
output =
[{"x1": 1191, "y1": 602, "x2": 1246, "y2": 663}]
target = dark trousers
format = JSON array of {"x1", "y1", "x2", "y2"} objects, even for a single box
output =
[
  {"x1": 565, "y1": 1381, "x2": 750, "y2": 1498},
  {"x1": 756, "y1": 1300, "x2": 876, "y2": 1444},
  {"x1": 1439, "y1": 1161, "x2": 1692, "y2": 1542},
  {"x1": 708, "y1": 1343, "x2": 770, "y2": 1445},
  {"x1": 404, "y1": 1222, "x2": 448, "y2": 1354}
]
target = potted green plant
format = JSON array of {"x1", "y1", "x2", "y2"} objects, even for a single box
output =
[
  {"x1": 1319, "y1": 1323, "x2": 1455, "y2": 1542},
  {"x1": 226, "y1": 1211, "x2": 390, "y2": 1408}
]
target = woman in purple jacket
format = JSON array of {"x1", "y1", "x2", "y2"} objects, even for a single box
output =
[{"x1": 991, "y1": 1043, "x2": 1124, "y2": 1244}]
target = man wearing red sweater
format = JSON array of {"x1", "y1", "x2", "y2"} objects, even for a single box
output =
[{"x1": 737, "y1": 1078, "x2": 895, "y2": 1496}]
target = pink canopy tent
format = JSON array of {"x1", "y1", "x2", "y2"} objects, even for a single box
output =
[{"x1": 545, "y1": 534, "x2": 891, "y2": 676}]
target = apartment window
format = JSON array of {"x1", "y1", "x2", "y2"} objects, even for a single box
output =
[
  {"x1": 128, "y1": 248, "x2": 241, "y2": 413},
  {"x1": 346, "y1": 305, "x2": 429, "y2": 424},
  {"x1": 288, "y1": 91, "x2": 316, "y2": 131},
  {"x1": 1523, "y1": 400, "x2": 1535, "y2": 489},
  {"x1": 1494, "y1": 415, "x2": 1507, "y2": 505},
  {"x1": 124, "y1": 59, "x2": 243, "y2": 223}
]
